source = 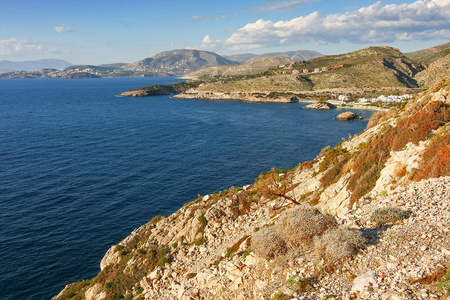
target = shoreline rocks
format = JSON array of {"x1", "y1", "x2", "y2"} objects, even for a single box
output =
[
  {"x1": 335, "y1": 111, "x2": 362, "y2": 120},
  {"x1": 304, "y1": 102, "x2": 336, "y2": 110}
]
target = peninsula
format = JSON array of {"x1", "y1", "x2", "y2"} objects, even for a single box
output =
[{"x1": 118, "y1": 45, "x2": 450, "y2": 107}]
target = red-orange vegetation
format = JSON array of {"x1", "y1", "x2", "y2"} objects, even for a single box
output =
[
  {"x1": 414, "y1": 135, "x2": 450, "y2": 181},
  {"x1": 347, "y1": 100, "x2": 449, "y2": 206}
]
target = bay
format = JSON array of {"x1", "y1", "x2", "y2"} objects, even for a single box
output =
[{"x1": 0, "y1": 77, "x2": 374, "y2": 299}]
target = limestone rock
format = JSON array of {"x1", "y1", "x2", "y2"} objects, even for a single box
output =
[
  {"x1": 351, "y1": 271, "x2": 377, "y2": 297},
  {"x1": 100, "y1": 246, "x2": 120, "y2": 271},
  {"x1": 85, "y1": 283, "x2": 107, "y2": 300}
]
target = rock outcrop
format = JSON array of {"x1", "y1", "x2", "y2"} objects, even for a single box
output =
[
  {"x1": 335, "y1": 111, "x2": 362, "y2": 120},
  {"x1": 54, "y1": 76, "x2": 450, "y2": 300},
  {"x1": 305, "y1": 102, "x2": 335, "y2": 110}
]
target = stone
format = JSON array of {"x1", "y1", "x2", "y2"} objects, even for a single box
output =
[
  {"x1": 85, "y1": 283, "x2": 107, "y2": 300},
  {"x1": 149, "y1": 269, "x2": 161, "y2": 280},
  {"x1": 305, "y1": 102, "x2": 335, "y2": 110},
  {"x1": 351, "y1": 271, "x2": 377, "y2": 295}
]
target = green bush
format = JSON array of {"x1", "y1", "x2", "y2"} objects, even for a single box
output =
[
  {"x1": 198, "y1": 214, "x2": 207, "y2": 226},
  {"x1": 124, "y1": 294, "x2": 133, "y2": 300},
  {"x1": 370, "y1": 207, "x2": 410, "y2": 226},
  {"x1": 157, "y1": 256, "x2": 172, "y2": 267},
  {"x1": 135, "y1": 284, "x2": 144, "y2": 294},
  {"x1": 438, "y1": 264, "x2": 450, "y2": 294}
]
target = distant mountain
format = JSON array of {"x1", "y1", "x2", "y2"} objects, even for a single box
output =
[
  {"x1": 122, "y1": 49, "x2": 238, "y2": 76},
  {"x1": 223, "y1": 50, "x2": 323, "y2": 63},
  {"x1": 0, "y1": 59, "x2": 72, "y2": 72},
  {"x1": 185, "y1": 56, "x2": 296, "y2": 78}
]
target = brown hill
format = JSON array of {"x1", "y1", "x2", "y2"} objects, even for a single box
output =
[
  {"x1": 184, "y1": 56, "x2": 296, "y2": 78},
  {"x1": 405, "y1": 42, "x2": 450, "y2": 61}
]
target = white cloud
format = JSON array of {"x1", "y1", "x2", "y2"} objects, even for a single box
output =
[
  {"x1": 200, "y1": 34, "x2": 223, "y2": 50},
  {"x1": 223, "y1": 0, "x2": 450, "y2": 50},
  {"x1": 187, "y1": 15, "x2": 226, "y2": 22},
  {"x1": 0, "y1": 38, "x2": 69, "y2": 58},
  {"x1": 251, "y1": 0, "x2": 318, "y2": 13},
  {"x1": 202, "y1": 34, "x2": 213, "y2": 45},
  {"x1": 54, "y1": 26, "x2": 72, "y2": 34}
]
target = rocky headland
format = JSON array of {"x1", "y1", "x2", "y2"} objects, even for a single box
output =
[
  {"x1": 335, "y1": 111, "x2": 362, "y2": 120},
  {"x1": 304, "y1": 102, "x2": 336, "y2": 110},
  {"x1": 54, "y1": 76, "x2": 450, "y2": 300}
]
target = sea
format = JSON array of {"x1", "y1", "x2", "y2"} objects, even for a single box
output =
[{"x1": 0, "y1": 77, "x2": 375, "y2": 299}]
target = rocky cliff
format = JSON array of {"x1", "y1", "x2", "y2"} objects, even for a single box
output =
[{"x1": 54, "y1": 76, "x2": 450, "y2": 300}]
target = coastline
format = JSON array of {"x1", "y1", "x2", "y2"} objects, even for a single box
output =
[{"x1": 172, "y1": 91, "x2": 388, "y2": 111}]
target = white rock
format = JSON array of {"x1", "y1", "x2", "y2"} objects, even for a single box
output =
[
  {"x1": 149, "y1": 269, "x2": 161, "y2": 280},
  {"x1": 351, "y1": 271, "x2": 377, "y2": 294},
  {"x1": 85, "y1": 283, "x2": 107, "y2": 300}
]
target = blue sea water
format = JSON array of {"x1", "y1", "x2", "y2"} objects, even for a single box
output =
[{"x1": 0, "y1": 77, "x2": 374, "y2": 299}]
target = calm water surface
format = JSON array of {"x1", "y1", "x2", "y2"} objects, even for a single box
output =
[{"x1": 0, "y1": 77, "x2": 374, "y2": 299}]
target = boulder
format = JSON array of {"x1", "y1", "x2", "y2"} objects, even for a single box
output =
[
  {"x1": 335, "y1": 111, "x2": 362, "y2": 120},
  {"x1": 305, "y1": 102, "x2": 335, "y2": 110}
]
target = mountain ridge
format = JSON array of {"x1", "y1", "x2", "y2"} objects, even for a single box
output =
[
  {"x1": 122, "y1": 49, "x2": 238, "y2": 76},
  {"x1": 223, "y1": 49, "x2": 323, "y2": 63}
]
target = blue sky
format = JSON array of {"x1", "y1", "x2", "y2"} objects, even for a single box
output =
[{"x1": 0, "y1": 0, "x2": 448, "y2": 64}]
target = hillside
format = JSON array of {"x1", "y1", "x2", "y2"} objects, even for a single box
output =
[
  {"x1": 55, "y1": 76, "x2": 450, "y2": 300},
  {"x1": 223, "y1": 50, "x2": 323, "y2": 64},
  {"x1": 168, "y1": 46, "x2": 426, "y2": 101},
  {"x1": 405, "y1": 42, "x2": 450, "y2": 61},
  {"x1": 122, "y1": 49, "x2": 238, "y2": 76},
  {"x1": 415, "y1": 54, "x2": 450, "y2": 87},
  {"x1": 184, "y1": 56, "x2": 296, "y2": 78}
]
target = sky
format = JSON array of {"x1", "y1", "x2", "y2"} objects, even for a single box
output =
[{"x1": 0, "y1": 0, "x2": 449, "y2": 65}]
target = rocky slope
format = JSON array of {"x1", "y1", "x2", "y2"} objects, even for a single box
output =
[
  {"x1": 224, "y1": 50, "x2": 323, "y2": 64},
  {"x1": 54, "y1": 76, "x2": 450, "y2": 300},
  {"x1": 405, "y1": 43, "x2": 450, "y2": 61},
  {"x1": 183, "y1": 57, "x2": 296, "y2": 79}
]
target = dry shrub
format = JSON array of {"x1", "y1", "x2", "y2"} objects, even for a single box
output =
[
  {"x1": 275, "y1": 206, "x2": 336, "y2": 250},
  {"x1": 251, "y1": 226, "x2": 288, "y2": 260},
  {"x1": 393, "y1": 162, "x2": 407, "y2": 178},
  {"x1": 370, "y1": 207, "x2": 410, "y2": 226},
  {"x1": 313, "y1": 227, "x2": 365, "y2": 268}
]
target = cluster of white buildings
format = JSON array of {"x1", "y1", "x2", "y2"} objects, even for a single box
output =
[{"x1": 357, "y1": 94, "x2": 414, "y2": 104}]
